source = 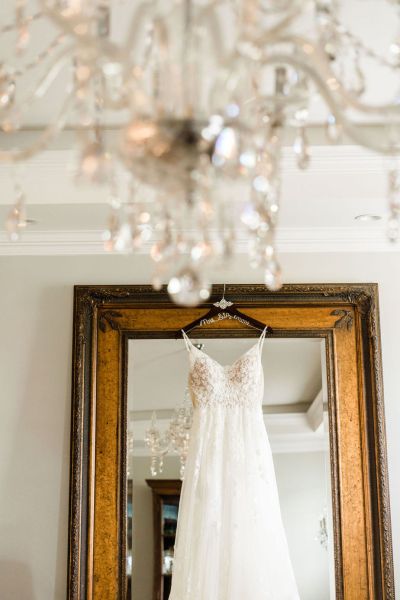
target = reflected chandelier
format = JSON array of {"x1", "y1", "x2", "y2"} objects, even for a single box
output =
[
  {"x1": 144, "y1": 388, "x2": 193, "y2": 479},
  {"x1": 2, "y1": 0, "x2": 400, "y2": 305}
]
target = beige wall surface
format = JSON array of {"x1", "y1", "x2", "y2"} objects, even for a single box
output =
[{"x1": 0, "y1": 252, "x2": 399, "y2": 599}]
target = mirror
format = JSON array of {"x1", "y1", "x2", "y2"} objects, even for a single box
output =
[
  {"x1": 68, "y1": 284, "x2": 394, "y2": 600},
  {"x1": 127, "y1": 336, "x2": 335, "y2": 600}
]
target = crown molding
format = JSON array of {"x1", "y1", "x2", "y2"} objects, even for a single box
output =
[
  {"x1": 0, "y1": 225, "x2": 395, "y2": 256},
  {"x1": 0, "y1": 143, "x2": 391, "y2": 206}
]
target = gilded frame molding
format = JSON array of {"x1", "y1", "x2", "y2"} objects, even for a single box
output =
[{"x1": 67, "y1": 283, "x2": 394, "y2": 600}]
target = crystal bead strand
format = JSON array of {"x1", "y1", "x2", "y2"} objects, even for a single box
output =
[
  {"x1": 15, "y1": 0, "x2": 30, "y2": 53},
  {"x1": 387, "y1": 169, "x2": 400, "y2": 242},
  {"x1": 144, "y1": 411, "x2": 172, "y2": 477},
  {"x1": 127, "y1": 430, "x2": 134, "y2": 478},
  {"x1": 5, "y1": 179, "x2": 28, "y2": 241}
]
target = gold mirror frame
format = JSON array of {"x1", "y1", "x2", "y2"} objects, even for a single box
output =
[{"x1": 67, "y1": 283, "x2": 394, "y2": 600}]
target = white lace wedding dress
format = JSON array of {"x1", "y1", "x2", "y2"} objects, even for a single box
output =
[{"x1": 168, "y1": 328, "x2": 300, "y2": 600}]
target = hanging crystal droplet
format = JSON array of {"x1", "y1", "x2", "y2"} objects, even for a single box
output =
[
  {"x1": 114, "y1": 222, "x2": 133, "y2": 253},
  {"x1": 326, "y1": 113, "x2": 341, "y2": 143},
  {"x1": 152, "y1": 272, "x2": 164, "y2": 291},
  {"x1": 150, "y1": 239, "x2": 175, "y2": 264},
  {"x1": 180, "y1": 458, "x2": 186, "y2": 480},
  {"x1": 212, "y1": 127, "x2": 238, "y2": 167},
  {"x1": 76, "y1": 140, "x2": 112, "y2": 185},
  {"x1": 16, "y1": 25, "x2": 30, "y2": 53},
  {"x1": 5, "y1": 209, "x2": 20, "y2": 241},
  {"x1": 1, "y1": 107, "x2": 21, "y2": 132},
  {"x1": 293, "y1": 128, "x2": 311, "y2": 170},
  {"x1": 190, "y1": 239, "x2": 214, "y2": 262},
  {"x1": 167, "y1": 267, "x2": 211, "y2": 306},
  {"x1": 387, "y1": 169, "x2": 400, "y2": 242},
  {"x1": 5, "y1": 186, "x2": 27, "y2": 241},
  {"x1": 264, "y1": 257, "x2": 282, "y2": 291},
  {"x1": 387, "y1": 216, "x2": 400, "y2": 242},
  {"x1": 102, "y1": 204, "x2": 121, "y2": 252},
  {"x1": 241, "y1": 201, "x2": 262, "y2": 230},
  {"x1": 150, "y1": 456, "x2": 158, "y2": 477},
  {"x1": 390, "y1": 27, "x2": 400, "y2": 66},
  {"x1": 0, "y1": 65, "x2": 16, "y2": 110}
]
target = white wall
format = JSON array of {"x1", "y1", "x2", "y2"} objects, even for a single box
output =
[
  {"x1": 0, "y1": 252, "x2": 399, "y2": 599},
  {"x1": 274, "y1": 452, "x2": 330, "y2": 600}
]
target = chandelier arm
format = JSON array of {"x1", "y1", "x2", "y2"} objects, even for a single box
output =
[
  {"x1": 3, "y1": 45, "x2": 75, "y2": 120},
  {"x1": 260, "y1": 52, "x2": 400, "y2": 155},
  {"x1": 195, "y1": 0, "x2": 292, "y2": 62},
  {"x1": 0, "y1": 10, "x2": 44, "y2": 35},
  {"x1": 331, "y1": 16, "x2": 398, "y2": 70},
  {"x1": 257, "y1": 0, "x2": 307, "y2": 15},
  {"x1": 0, "y1": 92, "x2": 75, "y2": 163},
  {"x1": 260, "y1": 34, "x2": 400, "y2": 116},
  {"x1": 121, "y1": 3, "x2": 157, "y2": 60},
  {"x1": 121, "y1": 2, "x2": 229, "y2": 74},
  {"x1": 196, "y1": 2, "x2": 230, "y2": 62},
  {"x1": 38, "y1": 0, "x2": 125, "y2": 65},
  {"x1": 256, "y1": 1, "x2": 306, "y2": 40},
  {"x1": 203, "y1": 1, "x2": 301, "y2": 62},
  {"x1": 153, "y1": 16, "x2": 173, "y2": 113}
]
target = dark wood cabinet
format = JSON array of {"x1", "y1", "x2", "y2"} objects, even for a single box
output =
[{"x1": 146, "y1": 480, "x2": 182, "y2": 600}]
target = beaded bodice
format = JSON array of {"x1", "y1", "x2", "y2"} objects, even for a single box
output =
[{"x1": 182, "y1": 329, "x2": 266, "y2": 409}]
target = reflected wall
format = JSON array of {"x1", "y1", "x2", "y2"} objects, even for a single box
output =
[{"x1": 127, "y1": 337, "x2": 334, "y2": 600}]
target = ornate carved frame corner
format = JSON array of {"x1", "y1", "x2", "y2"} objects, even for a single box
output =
[{"x1": 68, "y1": 283, "x2": 394, "y2": 600}]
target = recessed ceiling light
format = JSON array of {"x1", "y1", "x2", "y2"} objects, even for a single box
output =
[{"x1": 354, "y1": 214, "x2": 382, "y2": 222}]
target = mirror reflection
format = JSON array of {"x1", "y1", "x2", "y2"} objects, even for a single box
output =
[{"x1": 127, "y1": 336, "x2": 334, "y2": 600}]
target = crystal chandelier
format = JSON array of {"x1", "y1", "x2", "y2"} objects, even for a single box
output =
[
  {"x1": 2, "y1": 1, "x2": 400, "y2": 304},
  {"x1": 144, "y1": 388, "x2": 193, "y2": 479}
]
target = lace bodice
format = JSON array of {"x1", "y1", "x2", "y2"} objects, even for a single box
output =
[{"x1": 182, "y1": 329, "x2": 266, "y2": 409}]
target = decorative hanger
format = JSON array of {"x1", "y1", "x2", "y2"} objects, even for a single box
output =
[{"x1": 176, "y1": 284, "x2": 273, "y2": 338}]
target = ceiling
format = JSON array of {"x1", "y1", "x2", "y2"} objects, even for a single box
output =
[
  {"x1": 128, "y1": 337, "x2": 323, "y2": 412},
  {"x1": 128, "y1": 337, "x2": 327, "y2": 455},
  {"x1": 0, "y1": 1, "x2": 398, "y2": 253},
  {"x1": 0, "y1": 143, "x2": 394, "y2": 254}
]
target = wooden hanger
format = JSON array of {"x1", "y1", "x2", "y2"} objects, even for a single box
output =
[{"x1": 176, "y1": 285, "x2": 273, "y2": 338}]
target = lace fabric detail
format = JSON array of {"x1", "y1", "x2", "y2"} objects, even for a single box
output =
[{"x1": 188, "y1": 347, "x2": 263, "y2": 409}]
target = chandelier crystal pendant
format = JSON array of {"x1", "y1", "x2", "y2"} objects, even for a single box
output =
[{"x1": 2, "y1": 0, "x2": 400, "y2": 304}]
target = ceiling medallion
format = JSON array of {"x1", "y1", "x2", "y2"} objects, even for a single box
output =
[{"x1": 1, "y1": 1, "x2": 400, "y2": 305}]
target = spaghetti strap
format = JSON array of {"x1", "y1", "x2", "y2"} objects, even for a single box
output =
[
  {"x1": 258, "y1": 326, "x2": 268, "y2": 350},
  {"x1": 182, "y1": 330, "x2": 193, "y2": 352}
]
